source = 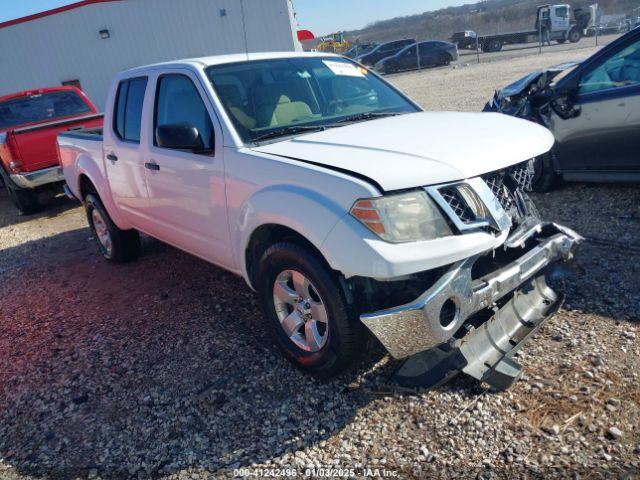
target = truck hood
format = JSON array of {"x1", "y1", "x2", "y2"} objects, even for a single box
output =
[{"x1": 252, "y1": 111, "x2": 554, "y2": 191}]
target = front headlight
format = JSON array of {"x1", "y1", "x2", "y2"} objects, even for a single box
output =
[{"x1": 350, "y1": 191, "x2": 453, "y2": 243}]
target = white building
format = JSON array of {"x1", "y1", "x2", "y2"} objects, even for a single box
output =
[{"x1": 0, "y1": 0, "x2": 301, "y2": 109}]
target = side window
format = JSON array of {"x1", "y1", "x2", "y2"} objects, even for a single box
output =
[
  {"x1": 154, "y1": 74, "x2": 214, "y2": 152},
  {"x1": 113, "y1": 77, "x2": 148, "y2": 143},
  {"x1": 124, "y1": 78, "x2": 147, "y2": 142},
  {"x1": 555, "y1": 6, "x2": 568, "y2": 18},
  {"x1": 114, "y1": 80, "x2": 128, "y2": 139},
  {"x1": 403, "y1": 46, "x2": 416, "y2": 56},
  {"x1": 579, "y1": 38, "x2": 640, "y2": 94}
]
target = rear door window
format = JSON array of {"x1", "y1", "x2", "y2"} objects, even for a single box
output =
[
  {"x1": 0, "y1": 90, "x2": 92, "y2": 130},
  {"x1": 113, "y1": 77, "x2": 148, "y2": 143}
]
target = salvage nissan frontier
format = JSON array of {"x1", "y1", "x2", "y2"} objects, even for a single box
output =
[{"x1": 58, "y1": 52, "x2": 582, "y2": 388}]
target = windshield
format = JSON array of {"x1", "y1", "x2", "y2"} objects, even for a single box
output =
[
  {"x1": 550, "y1": 64, "x2": 580, "y2": 85},
  {"x1": 0, "y1": 90, "x2": 91, "y2": 130},
  {"x1": 206, "y1": 57, "x2": 419, "y2": 144}
]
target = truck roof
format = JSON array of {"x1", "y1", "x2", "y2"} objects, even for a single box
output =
[{"x1": 121, "y1": 51, "x2": 341, "y2": 76}]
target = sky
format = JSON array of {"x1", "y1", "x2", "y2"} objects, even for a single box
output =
[{"x1": 0, "y1": 0, "x2": 468, "y2": 34}]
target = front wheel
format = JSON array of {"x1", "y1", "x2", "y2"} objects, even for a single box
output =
[
  {"x1": 257, "y1": 242, "x2": 367, "y2": 377},
  {"x1": 568, "y1": 28, "x2": 581, "y2": 43},
  {"x1": 85, "y1": 193, "x2": 140, "y2": 263},
  {"x1": 531, "y1": 154, "x2": 561, "y2": 192}
]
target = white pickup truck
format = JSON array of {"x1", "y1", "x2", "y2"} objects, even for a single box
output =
[{"x1": 59, "y1": 52, "x2": 581, "y2": 388}]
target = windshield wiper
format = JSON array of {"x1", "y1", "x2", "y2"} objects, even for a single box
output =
[
  {"x1": 252, "y1": 125, "x2": 326, "y2": 143},
  {"x1": 328, "y1": 111, "x2": 403, "y2": 126}
]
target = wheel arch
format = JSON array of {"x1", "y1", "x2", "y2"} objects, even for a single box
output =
[
  {"x1": 244, "y1": 223, "x2": 334, "y2": 291},
  {"x1": 73, "y1": 157, "x2": 132, "y2": 230}
]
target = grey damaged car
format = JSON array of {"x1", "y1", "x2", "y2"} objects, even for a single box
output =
[{"x1": 484, "y1": 27, "x2": 640, "y2": 191}]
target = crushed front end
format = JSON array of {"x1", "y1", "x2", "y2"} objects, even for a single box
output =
[{"x1": 359, "y1": 162, "x2": 582, "y2": 389}]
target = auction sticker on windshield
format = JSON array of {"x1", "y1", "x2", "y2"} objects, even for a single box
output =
[{"x1": 323, "y1": 60, "x2": 365, "y2": 77}]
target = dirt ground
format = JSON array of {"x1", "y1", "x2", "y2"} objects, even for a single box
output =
[{"x1": 0, "y1": 46, "x2": 639, "y2": 479}]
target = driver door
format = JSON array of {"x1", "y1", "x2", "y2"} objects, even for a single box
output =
[
  {"x1": 399, "y1": 45, "x2": 417, "y2": 70},
  {"x1": 142, "y1": 70, "x2": 232, "y2": 269},
  {"x1": 550, "y1": 33, "x2": 640, "y2": 173}
]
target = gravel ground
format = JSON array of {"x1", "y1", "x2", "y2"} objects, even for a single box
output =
[{"x1": 1, "y1": 47, "x2": 639, "y2": 479}]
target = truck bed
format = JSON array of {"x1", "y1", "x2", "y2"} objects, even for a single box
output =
[
  {"x1": 58, "y1": 127, "x2": 104, "y2": 201},
  {"x1": 58, "y1": 126, "x2": 103, "y2": 141}
]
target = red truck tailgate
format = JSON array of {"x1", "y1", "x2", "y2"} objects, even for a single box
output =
[
  {"x1": 10, "y1": 114, "x2": 103, "y2": 172},
  {"x1": 0, "y1": 87, "x2": 102, "y2": 175}
]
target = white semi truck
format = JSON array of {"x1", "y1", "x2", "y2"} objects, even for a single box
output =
[{"x1": 452, "y1": 4, "x2": 597, "y2": 52}]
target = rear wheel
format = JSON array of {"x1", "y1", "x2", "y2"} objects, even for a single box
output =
[
  {"x1": 484, "y1": 39, "x2": 503, "y2": 52},
  {"x1": 6, "y1": 185, "x2": 41, "y2": 215},
  {"x1": 439, "y1": 53, "x2": 452, "y2": 66},
  {"x1": 85, "y1": 193, "x2": 140, "y2": 263},
  {"x1": 257, "y1": 242, "x2": 367, "y2": 377}
]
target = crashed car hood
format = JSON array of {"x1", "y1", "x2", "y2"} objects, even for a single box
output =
[
  {"x1": 252, "y1": 112, "x2": 554, "y2": 191},
  {"x1": 497, "y1": 61, "x2": 581, "y2": 99}
]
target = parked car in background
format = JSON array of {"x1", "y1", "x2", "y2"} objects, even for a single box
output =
[
  {"x1": 0, "y1": 86, "x2": 102, "y2": 214},
  {"x1": 586, "y1": 20, "x2": 629, "y2": 37},
  {"x1": 59, "y1": 52, "x2": 581, "y2": 388},
  {"x1": 344, "y1": 42, "x2": 378, "y2": 59},
  {"x1": 485, "y1": 27, "x2": 640, "y2": 191},
  {"x1": 355, "y1": 39, "x2": 416, "y2": 67},
  {"x1": 375, "y1": 41, "x2": 459, "y2": 74}
]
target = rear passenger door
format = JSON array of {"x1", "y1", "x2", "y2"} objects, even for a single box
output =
[
  {"x1": 104, "y1": 77, "x2": 150, "y2": 219},
  {"x1": 142, "y1": 70, "x2": 232, "y2": 269}
]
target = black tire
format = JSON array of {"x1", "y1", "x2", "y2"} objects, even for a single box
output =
[
  {"x1": 85, "y1": 193, "x2": 140, "y2": 263},
  {"x1": 568, "y1": 28, "x2": 581, "y2": 43},
  {"x1": 6, "y1": 185, "x2": 42, "y2": 215},
  {"x1": 557, "y1": 38, "x2": 567, "y2": 44},
  {"x1": 485, "y1": 39, "x2": 503, "y2": 52},
  {"x1": 439, "y1": 53, "x2": 452, "y2": 66},
  {"x1": 257, "y1": 242, "x2": 367, "y2": 377},
  {"x1": 531, "y1": 154, "x2": 561, "y2": 192}
]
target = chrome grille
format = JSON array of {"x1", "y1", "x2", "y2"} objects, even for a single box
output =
[
  {"x1": 439, "y1": 187, "x2": 476, "y2": 223},
  {"x1": 509, "y1": 160, "x2": 535, "y2": 191},
  {"x1": 483, "y1": 173, "x2": 518, "y2": 213},
  {"x1": 482, "y1": 160, "x2": 537, "y2": 222}
]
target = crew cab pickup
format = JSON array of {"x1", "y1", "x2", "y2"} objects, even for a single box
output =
[
  {"x1": 59, "y1": 52, "x2": 582, "y2": 387},
  {"x1": 0, "y1": 86, "x2": 102, "y2": 214}
]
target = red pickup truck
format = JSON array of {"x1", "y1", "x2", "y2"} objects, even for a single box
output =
[{"x1": 0, "y1": 86, "x2": 102, "y2": 214}]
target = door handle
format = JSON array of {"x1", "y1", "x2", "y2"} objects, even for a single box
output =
[
  {"x1": 145, "y1": 161, "x2": 160, "y2": 171},
  {"x1": 106, "y1": 153, "x2": 118, "y2": 162}
]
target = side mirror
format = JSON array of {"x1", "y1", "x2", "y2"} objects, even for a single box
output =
[
  {"x1": 156, "y1": 123, "x2": 205, "y2": 152},
  {"x1": 551, "y1": 93, "x2": 581, "y2": 120}
]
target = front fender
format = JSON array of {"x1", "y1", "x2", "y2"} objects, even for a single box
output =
[
  {"x1": 74, "y1": 154, "x2": 132, "y2": 230},
  {"x1": 234, "y1": 184, "x2": 349, "y2": 286}
]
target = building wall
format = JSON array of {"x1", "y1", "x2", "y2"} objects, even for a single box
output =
[{"x1": 0, "y1": 0, "x2": 300, "y2": 109}]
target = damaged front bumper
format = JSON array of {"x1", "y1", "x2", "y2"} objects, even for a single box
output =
[{"x1": 360, "y1": 221, "x2": 582, "y2": 387}]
